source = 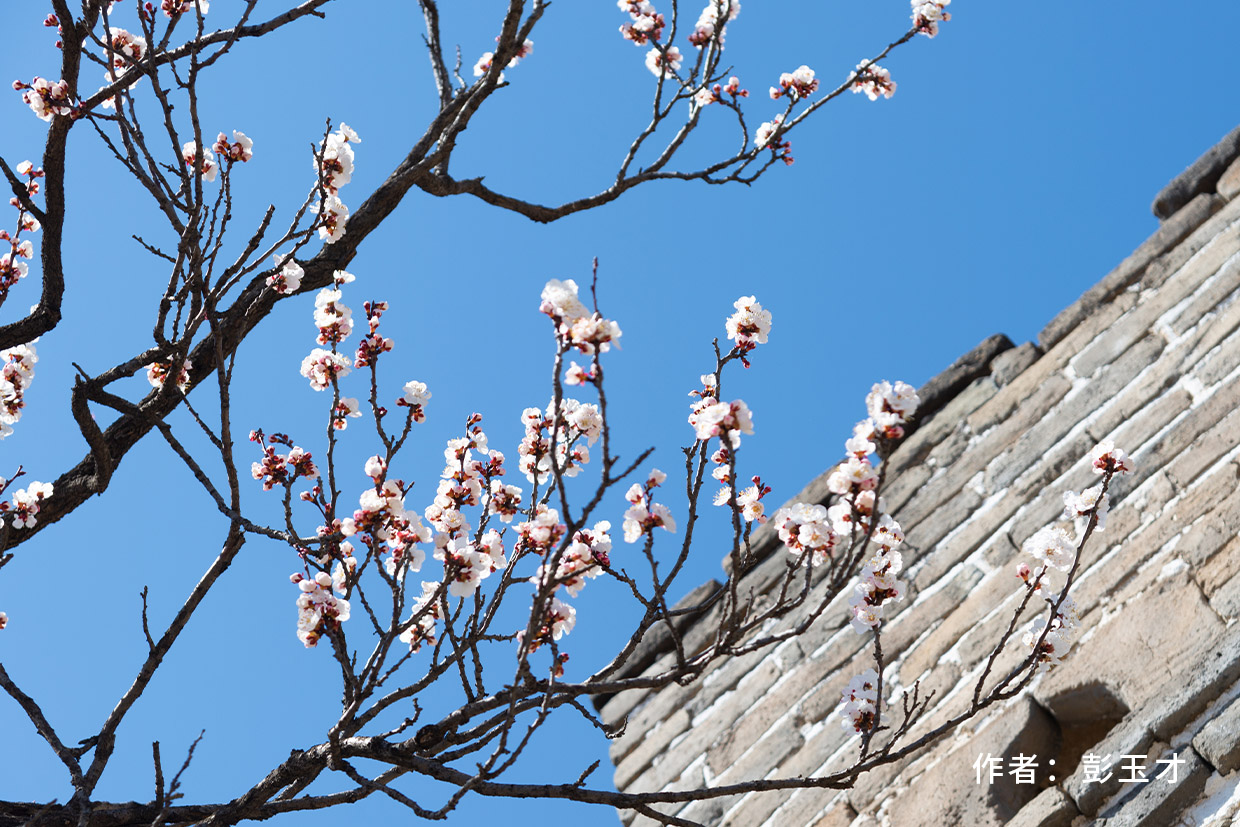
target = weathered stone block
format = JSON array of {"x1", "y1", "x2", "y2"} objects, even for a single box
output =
[
  {"x1": 992, "y1": 341, "x2": 1043, "y2": 386},
  {"x1": 1174, "y1": 488, "x2": 1240, "y2": 570},
  {"x1": 1100, "y1": 390, "x2": 1190, "y2": 485},
  {"x1": 966, "y1": 371, "x2": 1074, "y2": 446},
  {"x1": 1192, "y1": 325, "x2": 1240, "y2": 389},
  {"x1": 712, "y1": 727, "x2": 807, "y2": 818},
  {"x1": 1152, "y1": 123, "x2": 1240, "y2": 218},
  {"x1": 1179, "y1": 281, "x2": 1240, "y2": 367},
  {"x1": 1210, "y1": 564, "x2": 1240, "y2": 619},
  {"x1": 611, "y1": 679, "x2": 699, "y2": 764},
  {"x1": 614, "y1": 707, "x2": 691, "y2": 789},
  {"x1": 625, "y1": 761, "x2": 707, "y2": 823},
  {"x1": 881, "y1": 461, "x2": 934, "y2": 519},
  {"x1": 982, "y1": 531, "x2": 1023, "y2": 572},
  {"x1": 1094, "y1": 469, "x2": 1175, "y2": 552},
  {"x1": 846, "y1": 752, "x2": 928, "y2": 816},
  {"x1": 706, "y1": 660, "x2": 823, "y2": 775},
  {"x1": 1130, "y1": 380, "x2": 1240, "y2": 491},
  {"x1": 899, "y1": 565, "x2": 1019, "y2": 687},
  {"x1": 601, "y1": 649, "x2": 676, "y2": 727},
  {"x1": 767, "y1": 791, "x2": 854, "y2": 827},
  {"x1": 884, "y1": 699, "x2": 1060, "y2": 827},
  {"x1": 1072, "y1": 464, "x2": 1240, "y2": 613},
  {"x1": 1040, "y1": 575, "x2": 1226, "y2": 725},
  {"x1": 1143, "y1": 195, "x2": 1240, "y2": 289},
  {"x1": 1094, "y1": 746, "x2": 1209, "y2": 826},
  {"x1": 797, "y1": 669, "x2": 854, "y2": 730},
  {"x1": 913, "y1": 333, "x2": 1013, "y2": 424},
  {"x1": 1070, "y1": 307, "x2": 1165, "y2": 382},
  {"x1": 903, "y1": 486, "x2": 983, "y2": 557},
  {"x1": 1060, "y1": 714, "x2": 1156, "y2": 817},
  {"x1": 1006, "y1": 786, "x2": 1079, "y2": 827},
  {"x1": 1193, "y1": 694, "x2": 1240, "y2": 773},
  {"x1": 1164, "y1": 405, "x2": 1240, "y2": 491},
  {"x1": 636, "y1": 653, "x2": 787, "y2": 792},
  {"x1": 1198, "y1": 534, "x2": 1240, "y2": 596},
  {"x1": 880, "y1": 564, "x2": 984, "y2": 672},
  {"x1": 1164, "y1": 271, "x2": 1240, "y2": 338},
  {"x1": 991, "y1": 337, "x2": 1162, "y2": 494},
  {"x1": 1218, "y1": 154, "x2": 1240, "y2": 200},
  {"x1": 1143, "y1": 623, "x2": 1240, "y2": 742}
]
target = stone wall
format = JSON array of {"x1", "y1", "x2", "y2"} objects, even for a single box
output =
[{"x1": 601, "y1": 125, "x2": 1240, "y2": 826}]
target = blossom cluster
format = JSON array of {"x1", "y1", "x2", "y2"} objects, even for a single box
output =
[
  {"x1": 2, "y1": 480, "x2": 53, "y2": 529},
  {"x1": 847, "y1": 517, "x2": 906, "y2": 633},
  {"x1": 692, "y1": 296, "x2": 774, "y2": 520},
  {"x1": 93, "y1": 25, "x2": 148, "y2": 109},
  {"x1": 519, "y1": 515, "x2": 613, "y2": 662},
  {"x1": 850, "y1": 60, "x2": 896, "y2": 101},
  {"x1": 162, "y1": 0, "x2": 209, "y2": 18},
  {"x1": 145, "y1": 357, "x2": 191, "y2": 393},
  {"x1": 0, "y1": 344, "x2": 37, "y2": 440},
  {"x1": 531, "y1": 521, "x2": 612, "y2": 598},
  {"x1": 619, "y1": 0, "x2": 737, "y2": 77},
  {"x1": 622, "y1": 470, "x2": 676, "y2": 543},
  {"x1": 774, "y1": 381, "x2": 917, "y2": 620},
  {"x1": 398, "y1": 380, "x2": 431, "y2": 422},
  {"x1": 725, "y1": 295, "x2": 771, "y2": 367},
  {"x1": 517, "y1": 397, "x2": 602, "y2": 485},
  {"x1": 713, "y1": 475, "x2": 770, "y2": 524},
  {"x1": 106, "y1": 28, "x2": 146, "y2": 76},
  {"x1": 0, "y1": 161, "x2": 42, "y2": 310},
  {"x1": 299, "y1": 348, "x2": 351, "y2": 391},
  {"x1": 519, "y1": 594, "x2": 577, "y2": 665},
  {"x1": 214, "y1": 130, "x2": 254, "y2": 164},
  {"x1": 689, "y1": 396, "x2": 754, "y2": 449},
  {"x1": 911, "y1": 0, "x2": 951, "y2": 37},
  {"x1": 180, "y1": 128, "x2": 252, "y2": 186},
  {"x1": 1017, "y1": 440, "x2": 1134, "y2": 668},
  {"x1": 398, "y1": 581, "x2": 442, "y2": 653},
  {"x1": 687, "y1": 0, "x2": 740, "y2": 49},
  {"x1": 249, "y1": 431, "x2": 318, "y2": 492},
  {"x1": 473, "y1": 38, "x2": 534, "y2": 82},
  {"x1": 313, "y1": 285, "x2": 353, "y2": 344},
  {"x1": 693, "y1": 75, "x2": 748, "y2": 108},
  {"x1": 1089, "y1": 439, "x2": 1134, "y2": 476},
  {"x1": 540, "y1": 279, "x2": 622, "y2": 354},
  {"x1": 1020, "y1": 591, "x2": 1080, "y2": 669},
  {"x1": 354, "y1": 295, "x2": 394, "y2": 369},
  {"x1": 312, "y1": 124, "x2": 360, "y2": 243},
  {"x1": 754, "y1": 114, "x2": 792, "y2": 164},
  {"x1": 425, "y1": 422, "x2": 509, "y2": 597},
  {"x1": 180, "y1": 141, "x2": 218, "y2": 182},
  {"x1": 618, "y1": 0, "x2": 666, "y2": 46},
  {"x1": 773, "y1": 502, "x2": 837, "y2": 567},
  {"x1": 267, "y1": 254, "x2": 304, "y2": 295},
  {"x1": 770, "y1": 65, "x2": 818, "y2": 101},
  {"x1": 290, "y1": 571, "x2": 350, "y2": 648},
  {"x1": 331, "y1": 397, "x2": 362, "y2": 430},
  {"x1": 865, "y1": 380, "x2": 919, "y2": 440},
  {"x1": 645, "y1": 46, "x2": 683, "y2": 78},
  {"x1": 839, "y1": 668, "x2": 879, "y2": 733},
  {"x1": 810, "y1": 385, "x2": 919, "y2": 735},
  {"x1": 15, "y1": 77, "x2": 73, "y2": 122}
]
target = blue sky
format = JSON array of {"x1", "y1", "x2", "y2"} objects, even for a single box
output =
[{"x1": 2, "y1": 1, "x2": 1238, "y2": 823}]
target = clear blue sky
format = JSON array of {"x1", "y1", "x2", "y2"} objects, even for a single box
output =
[{"x1": 2, "y1": 1, "x2": 1238, "y2": 823}]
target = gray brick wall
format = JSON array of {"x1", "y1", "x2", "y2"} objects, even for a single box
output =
[{"x1": 605, "y1": 125, "x2": 1240, "y2": 827}]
